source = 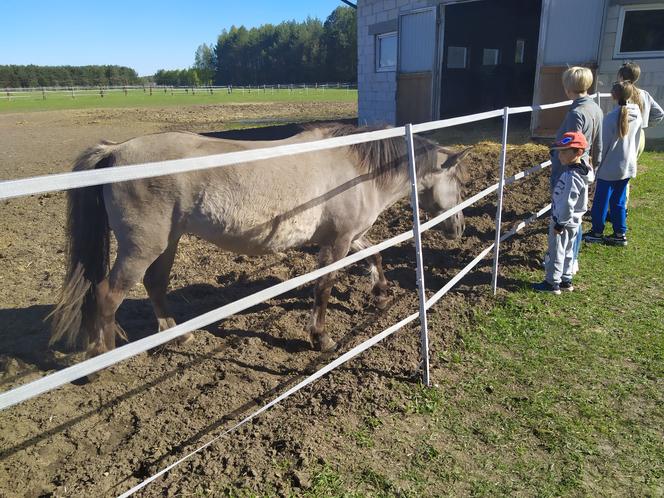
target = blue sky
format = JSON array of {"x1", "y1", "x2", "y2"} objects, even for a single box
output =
[{"x1": 1, "y1": 0, "x2": 346, "y2": 76}]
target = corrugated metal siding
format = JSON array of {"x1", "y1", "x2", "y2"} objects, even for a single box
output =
[
  {"x1": 399, "y1": 9, "x2": 436, "y2": 73},
  {"x1": 542, "y1": 0, "x2": 605, "y2": 64}
]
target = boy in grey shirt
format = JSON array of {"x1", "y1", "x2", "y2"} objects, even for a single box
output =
[
  {"x1": 534, "y1": 132, "x2": 593, "y2": 294},
  {"x1": 550, "y1": 67, "x2": 603, "y2": 192}
]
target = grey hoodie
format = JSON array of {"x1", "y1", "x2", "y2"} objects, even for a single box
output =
[
  {"x1": 597, "y1": 103, "x2": 643, "y2": 181},
  {"x1": 637, "y1": 89, "x2": 663, "y2": 129},
  {"x1": 551, "y1": 158, "x2": 593, "y2": 231},
  {"x1": 550, "y1": 96, "x2": 603, "y2": 191}
]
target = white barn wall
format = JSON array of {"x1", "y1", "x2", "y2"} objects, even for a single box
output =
[
  {"x1": 358, "y1": 0, "x2": 664, "y2": 138},
  {"x1": 596, "y1": 2, "x2": 664, "y2": 139}
]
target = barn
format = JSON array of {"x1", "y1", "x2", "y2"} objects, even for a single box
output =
[{"x1": 356, "y1": 0, "x2": 664, "y2": 138}]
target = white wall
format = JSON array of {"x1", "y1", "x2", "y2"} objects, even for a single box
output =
[{"x1": 597, "y1": 2, "x2": 664, "y2": 139}]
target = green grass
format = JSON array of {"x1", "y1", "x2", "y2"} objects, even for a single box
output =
[
  {"x1": 0, "y1": 87, "x2": 357, "y2": 113},
  {"x1": 300, "y1": 152, "x2": 664, "y2": 497}
]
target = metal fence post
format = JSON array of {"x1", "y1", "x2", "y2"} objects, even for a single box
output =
[
  {"x1": 491, "y1": 107, "x2": 509, "y2": 295},
  {"x1": 405, "y1": 123, "x2": 431, "y2": 386}
]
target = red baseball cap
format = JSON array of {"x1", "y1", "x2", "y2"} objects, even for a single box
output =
[{"x1": 551, "y1": 131, "x2": 588, "y2": 150}]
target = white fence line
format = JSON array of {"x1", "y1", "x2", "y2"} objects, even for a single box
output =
[
  {"x1": 117, "y1": 197, "x2": 552, "y2": 497},
  {"x1": 0, "y1": 152, "x2": 548, "y2": 411},
  {"x1": 0, "y1": 94, "x2": 601, "y2": 494}
]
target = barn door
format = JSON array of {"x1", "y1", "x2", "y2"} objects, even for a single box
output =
[
  {"x1": 440, "y1": 0, "x2": 542, "y2": 118},
  {"x1": 531, "y1": 0, "x2": 606, "y2": 136},
  {"x1": 397, "y1": 8, "x2": 437, "y2": 125}
]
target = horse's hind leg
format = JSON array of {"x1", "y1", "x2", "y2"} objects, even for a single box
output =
[
  {"x1": 143, "y1": 237, "x2": 192, "y2": 345},
  {"x1": 309, "y1": 237, "x2": 352, "y2": 352},
  {"x1": 87, "y1": 245, "x2": 168, "y2": 358},
  {"x1": 351, "y1": 237, "x2": 390, "y2": 310}
]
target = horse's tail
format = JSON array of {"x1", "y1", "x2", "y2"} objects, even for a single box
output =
[{"x1": 48, "y1": 141, "x2": 119, "y2": 350}]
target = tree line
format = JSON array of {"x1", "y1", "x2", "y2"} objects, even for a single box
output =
[
  {"x1": 0, "y1": 65, "x2": 141, "y2": 88},
  {"x1": 182, "y1": 6, "x2": 356, "y2": 86}
]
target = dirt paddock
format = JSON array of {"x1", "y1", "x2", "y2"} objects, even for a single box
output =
[{"x1": 0, "y1": 102, "x2": 551, "y2": 496}]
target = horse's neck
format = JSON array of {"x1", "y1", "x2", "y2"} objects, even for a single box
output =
[{"x1": 376, "y1": 171, "x2": 413, "y2": 209}]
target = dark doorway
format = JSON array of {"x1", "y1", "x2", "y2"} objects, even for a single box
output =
[{"x1": 439, "y1": 0, "x2": 541, "y2": 118}]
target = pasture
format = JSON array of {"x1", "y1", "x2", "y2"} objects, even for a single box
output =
[
  {"x1": 0, "y1": 87, "x2": 357, "y2": 114},
  {"x1": 0, "y1": 102, "x2": 661, "y2": 497}
]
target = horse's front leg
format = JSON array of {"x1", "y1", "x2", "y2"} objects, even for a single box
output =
[
  {"x1": 309, "y1": 238, "x2": 351, "y2": 352},
  {"x1": 351, "y1": 237, "x2": 390, "y2": 310}
]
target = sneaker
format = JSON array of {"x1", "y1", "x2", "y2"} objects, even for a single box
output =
[
  {"x1": 606, "y1": 233, "x2": 628, "y2": 246},
  {"x1": 583, "y1": 231, "x2": 604, "y2": 244},
  {"x1": 533, "y1": 281, "x2": 561, "y2": 295},
  {"x1": 560, "y1": 281, "x2": 574, "y2": 292}
]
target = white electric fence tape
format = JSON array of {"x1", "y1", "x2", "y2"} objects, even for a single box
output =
[
  {"x1": 0, "y1": 96, "x2": 569, "y2": 494},
  {"x1": 0, "y1": 156, "x2": 551, "y2": 411},
  {"x1": 118, "y1": 196, "x2": 553, "y2": 497},
  {"x1": 116, "y1": 311, "x2": 420, "y2": 497}
]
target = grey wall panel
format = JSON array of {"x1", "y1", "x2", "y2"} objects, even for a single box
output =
[
  {"x1": 399, "y1": 9, "x2": 436, "y2": 72},
  {"x1": 542, "y1": 0, "x2": 606, "y2": 64}
]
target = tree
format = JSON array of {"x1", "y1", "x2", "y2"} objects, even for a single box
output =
[{"x1": 194, "y1": 43, "x2": 216, "y2": 85}]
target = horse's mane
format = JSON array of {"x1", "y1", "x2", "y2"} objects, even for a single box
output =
[{"x1": 309, "y1": 124, "x2": 439, "y2": 184}]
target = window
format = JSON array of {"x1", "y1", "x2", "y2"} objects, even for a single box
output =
[
  {"x1": 482, "y1": 48, "x2": 500, "y2": 66},
  {"x1": 376, "y1": 32, "x2": 397, "y2": 71},
  {"x1": 515, "y1": 39, "x2": 525, "y2": 64},
  {"x1": 615, "y1": 5, "x2": 664, "y2": 57},
  {"x1": 447, "y1": 46, "x2": 468, "y2": 69}
]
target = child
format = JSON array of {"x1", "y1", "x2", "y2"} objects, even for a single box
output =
[
  {"x1": 534, "y1": 132, "x2": 593, "y2": 294},
  {"x1": 617, "y1": 62, "x2": 663, "y2": 158},
  {"x1": 584, "y1": 82, "x2": 643, "y2": 246},
  {"x1": 549, "y1": 67, "x2": 603, "y2": 274}
]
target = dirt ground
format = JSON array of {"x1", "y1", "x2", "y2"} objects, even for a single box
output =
[{"x1": 0, "y1": 102, "x2": 551, "y2": 497}]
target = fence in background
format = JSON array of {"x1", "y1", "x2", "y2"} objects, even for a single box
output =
[
  {"x1": 0, "y1": 93, "x2": 609, "y2": 496},
  {"x1": 0, "y1": 82, "x2": 357, "y2": 100}
]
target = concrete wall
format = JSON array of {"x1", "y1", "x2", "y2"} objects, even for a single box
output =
[{"x1": 596, "y1": 1, "x2": 664, "y2": 139}]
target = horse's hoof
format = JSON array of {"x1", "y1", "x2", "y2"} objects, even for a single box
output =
[
  {"x1": 374, "y1": 295, "x2": 390, "y2": 311},
  {"x1": 176, "y1": 332, "x2": 193, "y2": 346},
  {"x1": 311, "y1": 334, "x2": 337, "y2": 353}
]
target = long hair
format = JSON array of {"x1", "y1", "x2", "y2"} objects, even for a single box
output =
[
  {"x1": 618, "y1": 62, "x2": 644, "y2": 115},
  {"x1": 611, "y1": 81, "x2": 634, "y2": 139}
]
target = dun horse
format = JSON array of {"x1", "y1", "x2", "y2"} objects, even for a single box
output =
[{"x1": 50, "y1": 125, "x2": 469, "y2": 357}]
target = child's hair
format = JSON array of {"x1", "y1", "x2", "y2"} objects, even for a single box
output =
[
  {"x1": 617, "y1": 62, "x2": 644, "y2": 114},
  {"x1": 611, "y1": 81, "x2": 634, "y2": 139},
  {"x1": 562, "y1": 66, "x2": 593, "y2": 94}
]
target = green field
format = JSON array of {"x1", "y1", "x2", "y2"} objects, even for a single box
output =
[{"x1": 0, "y1": 87, "x2": 357, "y2": 113}]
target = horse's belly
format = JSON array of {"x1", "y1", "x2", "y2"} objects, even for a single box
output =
[{"x1": 189, "y1": 210, "x2": 321, "y2": 255}]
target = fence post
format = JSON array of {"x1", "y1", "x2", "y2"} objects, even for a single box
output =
[
  {"x1": 491, "y1": 107, "x2": 510, "y2": 295},
  {"x1": 405, "y1": 123, "x2": 431, "y2": 387}
]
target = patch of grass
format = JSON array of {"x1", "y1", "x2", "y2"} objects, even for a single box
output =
[
  {"x1": 405, "y1": 383, "x2": 444, "y2": 415},
  {"x1": 0, "y1": 87, "x2": 357, "y2": 113}
]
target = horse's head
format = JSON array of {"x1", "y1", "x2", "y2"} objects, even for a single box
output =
[{"x1": 419, "y1": 146, "x2": 472, "y2": 239}]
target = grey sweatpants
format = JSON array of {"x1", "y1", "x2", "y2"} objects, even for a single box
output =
[{"x1": 545, "y1": 221, "x2": 578, "y2": 284}]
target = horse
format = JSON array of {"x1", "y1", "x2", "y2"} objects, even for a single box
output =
[{"x1": 49, "y1": 125, "x2": 470, "y2": 358}]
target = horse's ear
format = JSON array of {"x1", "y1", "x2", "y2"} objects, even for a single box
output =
[{"x1": 438, "y1": 146, "x2": 473, "y2": 170}]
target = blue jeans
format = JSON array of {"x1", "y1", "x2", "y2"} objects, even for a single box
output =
[{"x1": 591, "y1": 178, "x2": 630, "y2": 235}]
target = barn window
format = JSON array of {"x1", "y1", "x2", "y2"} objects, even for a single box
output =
[
  {"x1": 482, "y1": 48, "x2": 500, "y2": 66},
  {"x1": 376, "y1": 32, "x2": 397, "y2": 72},
  {"x1": 447, "y1": 46, "x2": 468, "y2": 69},
  {"x1": 515, "y1": 39, "x2": 526, "y2": 63},
  {"x1": 615, "y1": 5, "x2": 664, "y2": 57}
]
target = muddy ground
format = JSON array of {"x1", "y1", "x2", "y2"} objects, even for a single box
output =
[{"x1": 0, "y1": 102, "x2": 552, "y2": 497}]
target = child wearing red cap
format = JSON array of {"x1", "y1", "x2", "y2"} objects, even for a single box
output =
[{"x1": 534, "y1": 131, "x2": 593, "y2": 294}]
